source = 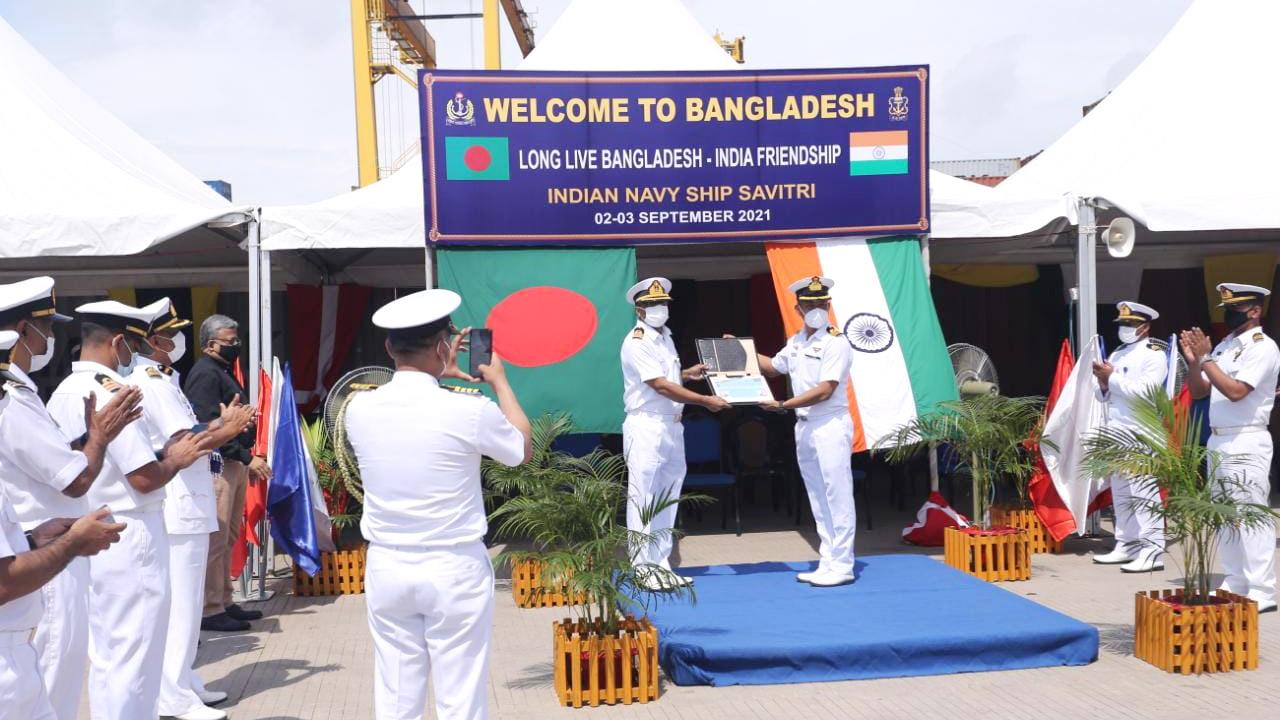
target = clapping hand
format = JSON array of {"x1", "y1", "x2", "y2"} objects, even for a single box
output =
[
  {"x1": 1179, "y1": 327, "x2": 1212, "y2": 363},
  {"x1": 85, "y1": 386, "x2": 143, "y2": 445},
  {"x1": 65, "y1": 507, "x2": 127, "y2": 557},
  {"x1": 218, "y1": 394, "x2": 257, "y2": 436}
]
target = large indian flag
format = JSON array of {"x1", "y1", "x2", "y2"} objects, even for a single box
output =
[{"x1": 766, "y1": 237, "x2": 957, "y2": 451}]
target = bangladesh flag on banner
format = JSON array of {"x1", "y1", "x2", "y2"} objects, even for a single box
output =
[
  {"x1": 437, "y1": 247, "x2": 636, "y2": 433},
  {"x1": 444, "y1": 136, "x2": 510, "y2": 181}
]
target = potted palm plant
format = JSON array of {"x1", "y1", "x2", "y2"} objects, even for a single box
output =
[
  {"x1": 883, "y1": 394, "x2": 1044, "y2": 581},
  {"x1": 294, "y1": 416, "x2": 368, "y2": 596},
  {"x1": 486, "y1": 414, "x2": 699, "y2": 707},
  {"x1": 1082, "y1": 387, "x2": 1274, "y2": 673}
]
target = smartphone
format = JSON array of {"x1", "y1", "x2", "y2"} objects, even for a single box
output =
[{"x1": 469, "y1": 328, "x2": 493, "y2": 377}]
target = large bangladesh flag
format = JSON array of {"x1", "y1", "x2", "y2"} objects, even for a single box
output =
[{"x1": 437, "y1": 247, "x2": 636, "y2": 433}]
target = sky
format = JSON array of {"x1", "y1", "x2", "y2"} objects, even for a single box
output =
[{"x1": 0, "y1": 0, "x2": 1193, "y2": 206}]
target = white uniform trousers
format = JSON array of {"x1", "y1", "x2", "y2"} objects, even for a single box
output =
[
  {"x1": 31, "y1": 556, "x2": 89, "y2": 720},
  {"x1": 87, "y1": 509, "x2": 171, "y2": 720},
  {"x1": 796, "y1": 412, "x2": 857, "y2": 576},
  {"x1": 1210, "y1": 430, "x2": 1277, "y2": 605},
  {"x1": 366, "y1": 542, "x2": 494, "y2": 720},
  {"x1": 1109, "y1": 472, "x2": 1165, "y2": 559},
  {"x1": 159, "y1": 533, "x2": 212, "y2": 717},
  {"x1": 1, "y1": 631, "x2": 57, "y2": 720},
  {"x1": 623, "y1": 414, "x2": 686, "y2": 569}
]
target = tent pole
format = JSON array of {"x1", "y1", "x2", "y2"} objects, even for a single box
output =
[
  {"x1": 241, "y1": 213, "x2": 261, "y2": 602},
  {"x1": 258, "y1": 246, "x2": 276, "y2": 599},
  {"x1": 1075, "y1": 198, "x2": 1098, "y2": 354},
  {"x1": 424, "y1": 245, "x2": 435, "y2": 290}
]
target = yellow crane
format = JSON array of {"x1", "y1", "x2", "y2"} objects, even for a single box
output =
[{"x1": 350, "y1": 0, "x2": 536, "y2": 187}]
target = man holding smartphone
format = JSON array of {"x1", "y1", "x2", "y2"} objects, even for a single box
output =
[{"x1": 344, "y1": 288, "x2": 532, "y2": 720}]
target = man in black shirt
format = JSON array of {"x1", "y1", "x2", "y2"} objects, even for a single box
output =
[{"x1": 184, "y1": 314, "x2": 272, "y2": 632}]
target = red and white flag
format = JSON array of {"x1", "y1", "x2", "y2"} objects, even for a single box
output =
[
  {"x1": 902, "y1": 491, "x2": 970, "y2": 546},
  {"x1": 1039, "y1": 336, "x2": 1111, "y2": 539}
]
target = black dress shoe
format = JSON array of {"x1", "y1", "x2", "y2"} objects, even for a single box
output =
[
  {"x1": 226, "y1": 603, "x2": 263, "y2": 621},
  {"x1": 201, "y1": 612, "x2": 250, "y2": 632}
]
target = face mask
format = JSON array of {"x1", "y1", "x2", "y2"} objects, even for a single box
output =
[
  {"x1": 1117, "y1": 326, "x2": 1141, "y2": 345},
  {"x1": 24, "y1": 323, "x2": 55, "y2": 373},
  {"x1": 216, "y1": 342, "x2": 240, "y2": 364},
  {"x1": 1224, "y1": 308, "x2": 1250, "y2": 331},
  {"x1": 436, "y1": 338, "x2": 453, "y2": 373},
  {"x1": 642, "y1": 305, "x2": 669, "y2": 328},
  {"x1": 115, "y1": 337, "x2": 137, "y2": 376},
  {"x1": 164, "y1": 332, "x2": 187, "y2": 365},
  {"x1": 804, "y1": 307, "x2": 829, "y2": 330}
]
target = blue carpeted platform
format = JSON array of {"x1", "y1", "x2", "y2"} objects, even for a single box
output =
[{"x1": 644, "y1": 555, "x2": 1098, "y2": 686}]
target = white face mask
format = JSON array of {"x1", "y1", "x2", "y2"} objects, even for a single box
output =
[
  {"x1": 24, "y1": 323, "x2": 55, "y2": 373},
  {"x1": 1118, "y1": 326, "x2": 1142, "y2": 345},
  {"x1": 804, "y1": 307, "x2": 829, "y2": 330},
  {"x1": 115, "y1": 337, "x2": 137, "y2": 376},
  {"x1": 642, "y1": 305, "x2": 669, "y2": 328},
  {"x1": 164, "y1": 332, "x2": 187, "y2": 365}
]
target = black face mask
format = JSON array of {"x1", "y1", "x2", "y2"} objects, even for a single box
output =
[
  {"x1": 1224, "y1": 308, "x2": 1250, "y2": 331},
  {"x1": 216, "y1": 343, "x2": 240, "y2": 364}
]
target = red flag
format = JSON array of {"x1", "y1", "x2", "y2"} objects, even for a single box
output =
[
  {"x1": 1029, "y1": 339, "x2": 1078, "y2": 541},
  {"x1": 230, "y1": 367, "x2": 272, "y2": 578}
]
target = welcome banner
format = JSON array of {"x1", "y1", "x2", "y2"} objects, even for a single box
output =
[{"x1": 420, "y1": 66, "x2": 929, "y2": 245}]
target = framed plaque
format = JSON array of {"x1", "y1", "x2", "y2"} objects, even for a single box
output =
[{"x1": 696, "y1": 337, "x2": 775, "y2": 405}]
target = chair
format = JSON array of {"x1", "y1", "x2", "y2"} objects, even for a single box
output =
[
  {"x1": 729, "y1": 415, "x2": 786, "y2": 514},
  {"x1": 553, "y1": 433, "x2": 602, "y2": 459},
  {"x1": 681, "y1": 416, "x2": 741, "y2": 536}
]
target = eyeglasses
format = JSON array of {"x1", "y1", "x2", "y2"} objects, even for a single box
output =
[{"x1": 215, "y1": 338, "x2": 242, "y2": 347}]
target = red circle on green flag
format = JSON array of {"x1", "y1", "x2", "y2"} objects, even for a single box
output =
[
  {"x1": 486, "y1": 287, "x2": 597, "y2": 367},
  {"x1": 463, "y1": 145, "x2": 491, "y2": 172}
]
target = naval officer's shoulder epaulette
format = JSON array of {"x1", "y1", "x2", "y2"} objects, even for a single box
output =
[
  {"x1": 442, "y1": 384, "x2": 483, "y2": 396},
  {"x1": 827, "y1": 326, "x2": 841, "y2": 337},
  {"x1": 94, "y1": 373, "x2": 122, "y2": 392},
  {"x1": 144, "y1": 366, "x2": 166, "y2": 380},
  {"x1": 1253, "y1": 332, "x2": 1266, "y2": 343},
  {"x1": 631, "y1": 327, "x2": 645, "y2": 340},
  {"x1": 4, "y1": 378, "x2": 30, "y2": 393},
  {"x1": 1146, "y1": 338, "x2": 1169, "y2": 351}
]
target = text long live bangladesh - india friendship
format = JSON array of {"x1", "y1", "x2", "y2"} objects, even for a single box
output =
[{"x1": 428, "y1": 70, "x2": 924, "y2": 242}]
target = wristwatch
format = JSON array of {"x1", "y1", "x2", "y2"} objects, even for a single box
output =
[{"x1": 24, "y1": 531, "x2": 36, "y2": 551}]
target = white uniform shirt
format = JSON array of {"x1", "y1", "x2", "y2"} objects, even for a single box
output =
[
  {"x1": 1096, "y1": 338, "x2": 1169, "y2": 428},
  {"x1": 47, "y1": 362, "x2": 160, "y2": 513},
  {"x1": 1207, "y1": 328, "x2": 1280, "y2": 429},
  {"x1": 128, "y1": 357, "x2": 218, "y2": 534},
  {"x1": 345, "y1": 371, "x2": 525, "y2": 548},
  {"x1": 0, "y1": 495, "x2": 44, "y2": 632},
  {"x1": 771, "y1": 328, "x2": 853, "y2": 419},
  {"x1": 620, "y1": 322, "x2": 682, "y2": 416},
  {"x1": 0, "y1": 366, "x2": 89, "y2": 529}
]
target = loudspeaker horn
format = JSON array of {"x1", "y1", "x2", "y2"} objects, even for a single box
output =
[{"x1": 1101, "y1": 217, "x2": 1136, "y2": 258}]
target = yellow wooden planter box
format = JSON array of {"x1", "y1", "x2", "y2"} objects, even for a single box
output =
[
  {"x1": 990, "y1": 505, "x2": 1063, "y2": 554},
  {"x1": 944, "y1": 526, "x2": 1031, "y2": 582},
  {"x1": 1135, "y1": 589, "x2": 1259, "y2": 674},
  {"x1": 513, "y1": 558, "x2": 588, "y2": 609},
  {"x1": 553, "y1": 617, "x2": 659, "y2": 707},
  {"x1": 293, "y1": 545, "x2": 367, "y2": 596}
]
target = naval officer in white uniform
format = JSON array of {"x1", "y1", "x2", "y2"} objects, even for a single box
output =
[
  {"x1": 620, "y1": 278, "x2": 729, "y2": 589},
  {"x1": 1, "y1": 327, "x2": 123, "y2": 719},
  {"x1": 344, "y1": 289, "x2": 531, "y2": 720},
  {"x1": 1091, "y1": 301, "x2": 1169, "y2": 573},
  {"x1": 756, "y1": 276, "x2": 856, "y2": 587},
  {"x1": 0, "y1": 277, "x2": 143, "y2": 720},
  {"x1": 0, "y1": 410, "x2": 125, "y2": 720},
  {"x1": 46, "y1": 301, "x2": 215, "y2": 720},
  {"x1": 131, "y1": 299, "x2": 254, "y2": 720},
  {"x1": 1181, "y1": 283, "x2": 1280, "y2": 613}
]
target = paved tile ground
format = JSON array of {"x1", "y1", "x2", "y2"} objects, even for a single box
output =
[{"x1": 87, "y1": 489, "x2": 1280, "y2": 720}]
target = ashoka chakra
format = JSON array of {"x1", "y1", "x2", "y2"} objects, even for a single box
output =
[{"x1": 844, "y1": 313, "x2": 894, "y2": 353}]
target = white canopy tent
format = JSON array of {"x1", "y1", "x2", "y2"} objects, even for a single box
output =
[
  {"x1": 929, "y1": 0, "x2": 1280, "y2": 343},
  {"x1": 0, "y1": 16, "x2": 251, "y2": 268}
]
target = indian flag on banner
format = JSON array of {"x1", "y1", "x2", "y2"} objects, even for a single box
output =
[
  {"x1": 444, "y1": 136, "x2": 510, "y2": 181},
  {"x1": 766, "y1": 237, "x2": 957, "y2": 451},
  {"x1": 849, "y1": 130, "x2": 909, "y2": 176}
]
